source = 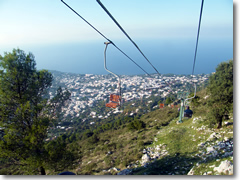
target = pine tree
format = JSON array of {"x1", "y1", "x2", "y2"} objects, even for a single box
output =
[
  {"x1": 0, "y1": 49, "x2": 72, "y2": 175},
  {"x1": 207, "y1": 60, "x2": 233, "y2": 128}
]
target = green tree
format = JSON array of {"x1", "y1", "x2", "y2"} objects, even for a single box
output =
[
  {"x1": 165, "y1": 96, "x2": 173, "y2": 105},
  {"x1": 0, "y1": 49, "x2": 72, "y2": 175},
  {"x1": 158, "y1": 100, "x2": 162, "y2": 105},
  {"x1": 127, "y1": 120, "x2": 146, "y2": 131},
  {"x1": 45, "y1": 137, "x2": 76, "y2": 174},
  {"x1": 50, "y1": 87, "x2": 71, "y2": 118},
  {"x1": 88, "y1": 133, "x2": 99, "y2": 144},
  {"x1": 207, "y1": 60, "x2": 233, "y2": 128},
  {"x1": 82, "y1": 129, "x2": 93, "y2": 139},
  {"x1": 189, "y1": 93, "x2": 200, "y2": 107}
]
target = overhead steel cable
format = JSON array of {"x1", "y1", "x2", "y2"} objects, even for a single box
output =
[
  {"x1": 96, "y1": 0, "x2": 161, "y2": 76},
  {"x1": 96, "y1": 0, "x2": 174, "y2": 90},
  {"x1": 60, "y1": 0, "x2": 151, "y2": 77},
  {"x1": 182, "y1": 0, "x2": 204, "y2": 112},
  {"x1": 61, "y1": 0, "x2": 110, "y2": 42},
  {"x1": 111, "y1": 44, "x2": 151, "y2": 77},
  {"x1": 192, "y1": 0, "x2": 204, "y2": 76}
]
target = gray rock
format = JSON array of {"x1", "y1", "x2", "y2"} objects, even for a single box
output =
[
  {"x1": 223, "y1": 151, "x2": 233, "y2": 157},
  {"x1": 214, "y1": 160, "x2": 233, "y2": 175},
  {"x1": 198, "y1": 142, "x2": 205, "y2": 147},
  {"x1": 205, "y1": 146, "x2": 218, "y2": 157},
  {"x1": 187, "y1": 167, "x2": 195, "y2": 175},
  {"x1": 206, "y1": 146, "x2": 214, "y2": 152},
  {"x1": 117, "y1": 169, "x2": 132, "y2": 175},
  {"x1": 108, "y1": 167, "x2": 120, "y2": 172},
  {"x1": 207, "y1": 132, "x2": 221, "y2": 141},
  {"x1": 141, "y1": 154, "x2": 151, "y2": 165},
  {"x1": 218, "y1": 142, "x2": 226, "y2": 149}
]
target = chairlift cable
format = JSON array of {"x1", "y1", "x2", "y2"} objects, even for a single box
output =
[
  {"x1": 60, "y1": 0, "x2": 152, "y2": 77},
  {"x1": 96, "y1": 0, "x2": 161, "y2": 76},
  {"x1": 178, "y1": 0, "x2": 204, "y2": 123},
  {"x1": 111, "y1": 43, "x2": 151, "y2": 76},
  {"x1": 189, "y1": 0, "x2": 204, "y2": 96},
  {"x1": 96, "y1": 0, "x2": 175, "y2": 90},
  {"x1": 191, "y1": 0, "x2": 204, "y2": 77}
]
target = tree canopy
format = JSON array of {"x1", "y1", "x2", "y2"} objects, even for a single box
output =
[
  {"x1": 0, "y1": 49, "x2": 72, "y2": 175},
  {"x1": 207, "y1": 59, "x2": 233, "y2": 128}
]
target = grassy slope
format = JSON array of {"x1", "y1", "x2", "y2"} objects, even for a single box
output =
[
  {"x1": 132, "y1": 89, "x2": 233, "y2": 175},
  {"x1": 133, "y1": 115, "x2": 233, "y2": 175},
  {"x1": 70, "y1": 107, "x2": 178, "y2": 175},
  {"x1": 69, "y1": 89, "x2": 233, "y2": 175}
]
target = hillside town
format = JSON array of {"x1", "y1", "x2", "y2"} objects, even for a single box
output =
[{"x1": 49, "y1": 71, "x2": 209, "y2": 122}]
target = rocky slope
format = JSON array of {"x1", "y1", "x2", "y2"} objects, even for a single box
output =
[{"x1": 112, "y1": 116, "x2": 234, "y2": 175}]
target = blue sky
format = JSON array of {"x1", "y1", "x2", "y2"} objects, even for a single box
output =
[{"x1": 0, "y1": 0, "x2": 234, "y2": 75}]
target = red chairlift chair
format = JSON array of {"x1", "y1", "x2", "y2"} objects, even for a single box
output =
[
  {"x1": 159, "y1": 103, "x2": 165, "y2": 108},
  {"x1": 106, "y1": 94, "x2": 121, "y2": 108},
  {"x1": 103, "y1": 42, "x2": 122, "y2": 109}
]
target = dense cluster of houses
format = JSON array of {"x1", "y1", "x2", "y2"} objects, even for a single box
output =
[{"x1": 49, "y1": 72, "x2": 209, "y2": 121}]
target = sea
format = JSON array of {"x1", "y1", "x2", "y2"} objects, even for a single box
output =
[{"x1": 0, "y1": 38, "x2": 233, "y2": 76}]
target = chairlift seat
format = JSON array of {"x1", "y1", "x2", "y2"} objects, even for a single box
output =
[
  {"x1": 184, "y1": 113, "x2": 192, "y2": 118},
  {"x1": 110, "y1": 94, "x2": 120, "y2": 102},
  {"x1": 184, "y1": 109, "x2": 193, "y2": 118},
  {"x1": 159, "y1": 103, "x2": 164, "y2": 108},
  {"x1": 106, "y1": 94, "x2": 121, "y2": 108},
  {"x1": 106, "y1": 102, "x2": 119, "y2": 108}
]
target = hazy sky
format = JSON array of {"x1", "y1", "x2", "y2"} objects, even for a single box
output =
[{"x1": 0, "y1": 0, "x2": 234, "y2": 75}]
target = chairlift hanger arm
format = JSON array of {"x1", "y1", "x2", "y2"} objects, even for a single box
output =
[
  {"x1": 104, "y1": 42, "x2": 122, "y2": 107},
  {"x1": 104, "y1": 42, "x2": 120, "y2": 80},
  {"x1": 184, "y1": 83, "x2": 197, "y2": 104}
]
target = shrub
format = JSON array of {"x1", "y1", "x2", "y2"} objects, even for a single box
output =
[
  {"x1": 137, "y1": 140, "x2": 145, "y2": 149},
  {"x1": 127, "y1": 120, "x2": 146, "y2": 131},
  {"x1": 104, "y1": 156, "x2": 112, "y2": 167}
]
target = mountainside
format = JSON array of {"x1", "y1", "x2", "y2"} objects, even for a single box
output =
[
  {"x1": 130, "y1": 114, "x2": 233, "y2": 175},
  {"x1": 60, "y1": 88, "x2": 233, "y2": 175},
  {"x1": 45, "y1": 70, "x2": 233, "y2": 175}
]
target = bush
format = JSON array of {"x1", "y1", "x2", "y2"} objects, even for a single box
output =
[
  {"x1": 137, "y1": 140, "x2": 145, "y2": 149},
  {"x1": 167, "y1": 128, "x2": 187, "y2": 155},
  {"x1": 85, "y1": 163, "x2": 97, "y2": 174},
  {"x1": 122, "y1": 159, "x2": 129, "y2": 167},
  {"x1": 115, "y1": 157, "x2": 121, "y2": 166},
  {"x1": 127, "y1": 120, "x2": 146, "y2": 131},
  {"x1": 104, "y1": 156, "x2": 112, "y2": 167},
  {"x1": 116, "y1": 143, "x2": 123, "y2": 149},
  {"x1": 88, "y1": 134, "x2": 99, "y2": 144},
  {"x1": 82, "y1": 130, "x2": 94, "y2": 140}
]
